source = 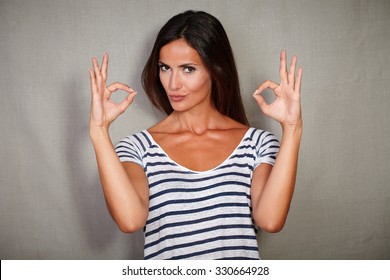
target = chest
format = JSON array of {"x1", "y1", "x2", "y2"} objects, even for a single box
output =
[{"x1": 151, "y1": 130, "x2": 247, "y2": 172}]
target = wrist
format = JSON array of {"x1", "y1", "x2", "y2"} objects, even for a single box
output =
[
  {"x1": 90, "y1": 125, "x2": 110, "y2": 141},
  {"x1": 281, "y1": 120, "x2": 303, "y2": 137}
]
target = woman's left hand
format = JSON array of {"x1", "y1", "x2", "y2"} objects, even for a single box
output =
[{"x1": 253, "y1": 50, "x2": 303, "y2": 128}]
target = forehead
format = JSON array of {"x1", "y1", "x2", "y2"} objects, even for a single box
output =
[{"x1": 159, "y1": 39, "x2": 203, "y2": 65}]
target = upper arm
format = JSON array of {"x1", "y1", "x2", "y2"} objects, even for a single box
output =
[
  {"x1": 251, "y1": 163, "x2": 273, "y2": 211},
  {"x1": 252, "y1": 163, "x2": 288, "y2": 233},
  {"x1": 115, "y1": 135, "x2": 149, "y2": 213},
  {"x1": 251, "y1": 130, "x2": 280, "y2": 228},
  {"x1": 122, "y1": 162, "x2": 149, "y2": 218}
]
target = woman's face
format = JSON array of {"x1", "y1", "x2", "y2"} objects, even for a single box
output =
[{"x1": 158, "y1": 39, "x2": 213, "y2": 112}]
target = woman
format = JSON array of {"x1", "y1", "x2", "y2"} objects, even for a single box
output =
[{"x1": 89, "y1": 10, "x2": 302, "y2": 260}]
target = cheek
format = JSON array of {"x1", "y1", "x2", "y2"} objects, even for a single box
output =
[
  {"x1": 159, "y1": 73, "x2": 168, "y2": 89},
  {"x1": 188, "y1": 74, "x2": 212, "y2": 92}
]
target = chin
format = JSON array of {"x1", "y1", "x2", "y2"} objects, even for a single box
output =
[{"x1": 170, "y1": 104, "x2": 190, "y2": 112}]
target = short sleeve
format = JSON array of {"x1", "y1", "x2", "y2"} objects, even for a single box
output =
[
  {"x1": 254, "y1": 130, "x2": 280, "y2": 169},
  {"x1": 114, "y1": 135, "x2": 144, "y2": 168}
]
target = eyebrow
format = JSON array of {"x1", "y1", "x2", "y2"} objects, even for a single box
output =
[{"x1": 158, "y1": 61, "x2": 199, "y2": 67}]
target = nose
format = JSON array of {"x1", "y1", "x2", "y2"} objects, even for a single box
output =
[{"x1": 169, "y1": 71, "x2": 182, "y2": 91}]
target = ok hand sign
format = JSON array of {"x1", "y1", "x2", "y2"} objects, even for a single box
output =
[
  {"x1": 89, "y1": 53, "x2": 137, "y2": 129},
  {"x1": 253, "y1": 50, "x2": 302, "y2": 129}
]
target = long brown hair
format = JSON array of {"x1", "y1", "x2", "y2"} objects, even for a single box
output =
[{"x1": 141, "y1": 10, "x2": 249, "y2": 125}]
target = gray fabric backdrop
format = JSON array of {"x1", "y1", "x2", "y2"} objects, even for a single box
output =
[{"x1": 1, "y1": 0, "x2": 389, "y2": 260}]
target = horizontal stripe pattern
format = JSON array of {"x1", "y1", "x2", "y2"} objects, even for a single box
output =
[{"x1": 115, "y1": 127, "x2": 279, "y2": 260}]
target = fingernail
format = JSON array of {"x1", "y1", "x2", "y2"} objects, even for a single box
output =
[{"x1": 253, "y1": 89, "x2": 259, "y2": 95}]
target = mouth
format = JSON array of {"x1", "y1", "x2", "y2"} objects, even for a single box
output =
[{"x1": 168, "y1": 94, "x2": 187, "y2": 102}]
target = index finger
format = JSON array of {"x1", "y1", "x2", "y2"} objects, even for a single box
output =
[
  {"x1": 255, "y1": 80, "x2": 279, "y2": 95},
  {"x1": 106, "y1": 82, "x2": 135, "y2": 94}
]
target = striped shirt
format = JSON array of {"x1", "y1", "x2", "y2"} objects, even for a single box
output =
[{"x1": 115, "y1": 127, "x2": 279, "y2": 260}]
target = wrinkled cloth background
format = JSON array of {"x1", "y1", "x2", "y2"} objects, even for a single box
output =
[{"x1": 1, "y1": 0, "x2": 389, "y2": 259}]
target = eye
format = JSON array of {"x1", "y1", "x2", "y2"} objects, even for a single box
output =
[
  {"x1": 183, "y1": 66, "x2": 196, "y2": 74},
  {"x1": 158, "y1": 64, "x2": 170, "y2": 72}
]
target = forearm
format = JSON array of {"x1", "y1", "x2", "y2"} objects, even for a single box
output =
[
  {"x1": 254, "y1": 123, "x2": 302, "y2": 232},
  {"x1": 90, "y1": 127, "x2": 147, "y2": 232}
]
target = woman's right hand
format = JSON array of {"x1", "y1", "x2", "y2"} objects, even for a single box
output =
[{"x1": 89, "y1": 53, "x2": 137, "y2": 131}]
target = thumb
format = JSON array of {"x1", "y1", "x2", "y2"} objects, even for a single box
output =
[
  {"x1": 253, "y1": 90, "x2": 269, "y2": 115},
  {"x1": 118, "y1": 91, "x2": 137, "y2": 114}
]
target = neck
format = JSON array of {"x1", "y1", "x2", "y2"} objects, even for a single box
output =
[{"x1": 170, "y1": 107, "x2": 226, "y2": 136}]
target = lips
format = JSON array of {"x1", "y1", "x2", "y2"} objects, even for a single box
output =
[{"x1": 169, "y1": 94, "x2": 187, "y2": 102}]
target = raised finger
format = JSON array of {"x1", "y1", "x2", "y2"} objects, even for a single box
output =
[
  {"x1": 101, "y1": 53, "x2": 108, "y2": 82},
  {"x1": 92, "y1": 57, "x2": 103, "y2": 88},
  {"x1": 89, "y1": 69, "x2": 97, "y2": 95},
  {"x1": 295, "y1": 67, "x2": 303, "y2": 93},
  {"x1": 89, "y1": 68, "x2": 102, "y2": 103},
  {"x1": 279, "y1": 50, "x2": 288, "y2": 84},
  {"x1": 288, "y1": 55, "x2": 297, "y2": 85}
]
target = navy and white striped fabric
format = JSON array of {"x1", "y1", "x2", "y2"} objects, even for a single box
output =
[{"x1": 115, "y1": 127, "x2": 279, "y2": 260}]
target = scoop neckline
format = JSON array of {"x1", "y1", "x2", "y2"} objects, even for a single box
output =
[{"x1": 143, "y1": 127, "x2": 253, "y2": 174}]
